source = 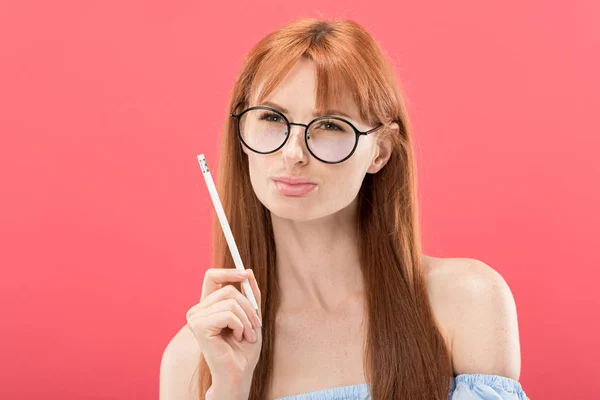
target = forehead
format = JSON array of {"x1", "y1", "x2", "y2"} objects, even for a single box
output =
[{"x1": 249, "y1": 58, "x2": 361, "y2": 120}]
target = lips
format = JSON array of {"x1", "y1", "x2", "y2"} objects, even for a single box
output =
[
  {"x1": 272, "y1": 177, "x2": 318, "y2": 196},
  {"x1": 272, "y1": 176, "x2": 316, "y2": 185}
]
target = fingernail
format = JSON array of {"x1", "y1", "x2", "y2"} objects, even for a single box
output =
[
  {"x1": 237, "y1": 270, "x2": 248, "y2": 277},
  {"x1": 254, "y1": 314, "x2": 262, "y2": 328},
  {"x1": 251, "y1": 329, "x2": 257, "y2": 342}
]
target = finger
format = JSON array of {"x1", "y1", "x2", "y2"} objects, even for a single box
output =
[
  {"x1": 198, "y1": 310, "x2": 245, "y2": 343},
  {"x1": 201, "y1": 268, "x2": 250, "y2": 302},
  {"x1": 200, "y1": 284, "x2": 261, "y2": 329},
  {"x1": 197, "y1": 298, "x2": 257, "y2": 343},
  {"x1": 222, "y1": 329, "x2": 241, "y2": 348}
]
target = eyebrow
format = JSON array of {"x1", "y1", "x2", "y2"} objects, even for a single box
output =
[{"x1": 261, "y1": 101, "x2": 354, "y2": 120}]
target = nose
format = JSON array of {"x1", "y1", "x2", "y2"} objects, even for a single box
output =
[{"x1": 281, "y1": 124, "x2": 309, "y2": 165}]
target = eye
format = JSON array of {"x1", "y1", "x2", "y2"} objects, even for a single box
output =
[
  {"x1": 317, "y1": 120, "x2": 343, "y2": 131},
  {"x1": 259, "y1": 111, "x2": 283, "y2": 123}
]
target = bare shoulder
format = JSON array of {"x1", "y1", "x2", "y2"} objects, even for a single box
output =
[
  {"x1": 159, "y1": 325, "x2": 201, "y2": 400},
  {"x1": 422, "y1": 255, "x2": 522, "y2": 380}
]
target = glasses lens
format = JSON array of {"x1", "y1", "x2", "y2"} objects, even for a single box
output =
[
  {"x1": 239, "y1": 109, "x2": 288, "y2": 153},
  {"x1": 307, "y1": 118, "x2": 356, "y2": 163}
]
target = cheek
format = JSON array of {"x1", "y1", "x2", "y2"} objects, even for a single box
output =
[
  {"x1": 246, "y1": 155, "x2": 276, "y2": 204},
  {"x1": 325, "y1": 163, "x2": 367, "y2": 200},
  {"x1": 247, "y1": 156, "x2": 266, "y2": 188},
  {"x1": 354, "y1": 137, "x2": 377, "y2": 164}
]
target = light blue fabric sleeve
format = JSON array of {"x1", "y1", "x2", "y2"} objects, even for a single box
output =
[
  {"x1": 274, "y1": 374, "x2": 529, "y2": 400},
  {"x1": 274, "y1": 382, "x2": 371, "y2": 400},
  {"x1": 450, "y1": 374, "x2": 530, "y2": 400}
]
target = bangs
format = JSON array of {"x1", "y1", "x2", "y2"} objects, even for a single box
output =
[{"x1": 245, "y1": 22, "x2": 389, "y2": 126}]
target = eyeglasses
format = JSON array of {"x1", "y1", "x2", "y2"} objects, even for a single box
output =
[{"x1": 231, "y1": 106, "x2": 384, "y2": 164}]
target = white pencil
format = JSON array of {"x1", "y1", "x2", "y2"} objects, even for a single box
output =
[{"x1": 197, "y1": 153, "x2": 260, "y2": 312}]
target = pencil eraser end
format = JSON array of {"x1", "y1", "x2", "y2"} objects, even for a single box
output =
[{"x1": 197, "y1": 154, "x2": 209, "y2": 173}]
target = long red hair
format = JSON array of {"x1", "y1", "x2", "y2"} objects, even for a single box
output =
[{"x1": 195, "y1": 18, "x2": 453, "y2": 399}]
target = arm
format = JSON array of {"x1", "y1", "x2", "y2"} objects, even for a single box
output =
[
  {"x1": 160, "y1": 325, "x2": 201, "y2": 400},
  {"x1": 428, "y1": 258, "x2": 522, "y2": 379},
  {"x1": 159, "y1": 325, "x2": 251, "y2": 400}
]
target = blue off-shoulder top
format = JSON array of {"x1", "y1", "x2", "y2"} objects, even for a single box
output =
[{"x1": 275, "y1": 374, "x2": 530, "y2": 400}]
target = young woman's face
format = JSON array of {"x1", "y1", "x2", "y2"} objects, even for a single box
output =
[{"x1": 243, "y1": 58, "x2": 390, "y2": 222}]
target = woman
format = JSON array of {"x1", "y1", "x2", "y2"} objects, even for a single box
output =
[{"x1": 160, "y1": 18, "x2": 530, "y2": 400}]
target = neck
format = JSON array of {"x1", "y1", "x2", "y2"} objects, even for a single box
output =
[{"x1": 271, "y1": 197, "x2": 365, "y2": 314}]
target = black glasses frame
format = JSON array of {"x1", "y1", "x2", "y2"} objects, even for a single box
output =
[{"x1": 231, "y1": 105, "x2": 384, "y2": 164}]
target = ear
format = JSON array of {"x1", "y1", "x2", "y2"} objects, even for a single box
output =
[{"x1": 367, "y1": 123, "x2": 398, "y2": 174}]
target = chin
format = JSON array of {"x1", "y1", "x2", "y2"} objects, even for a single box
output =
[
  {"x1": 267, "y1": 198, "x2": 321, "y2": 222},
  {"x1": 251, "y1": 182, "x2": 321, "y2": 221}
]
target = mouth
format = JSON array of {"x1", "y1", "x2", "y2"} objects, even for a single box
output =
[{"x1": 272, "y1": 179, "x2": 319, "y2": 196}]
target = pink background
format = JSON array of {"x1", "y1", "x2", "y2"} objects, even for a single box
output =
[{"x1": 1, "y1": 1, "x2": 598, "y2": 399}]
